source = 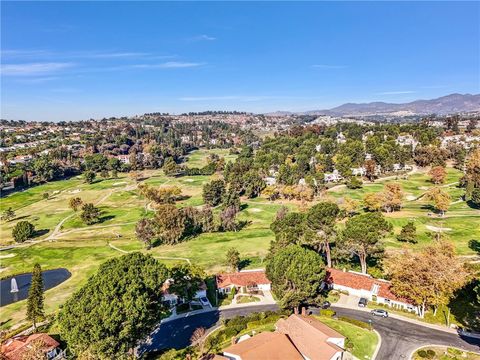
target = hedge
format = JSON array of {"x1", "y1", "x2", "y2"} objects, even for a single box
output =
[{"x1": 337, "y1": 316, "x2": 371, "y2": 330}]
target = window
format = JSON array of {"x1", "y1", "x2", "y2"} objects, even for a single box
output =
[{"x1": 371, "y1": 284, "x2": 380, "y2": 295}]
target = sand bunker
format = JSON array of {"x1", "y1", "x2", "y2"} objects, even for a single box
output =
[
  {"x1": 113, "y1": 181, "x2": 127, "y2": 186},
  {"x1": 426, "y1": 225, "x2": 452, "y2": 232},
  {"x1": 0, "y1": 253, "x2": 16, "y2": 259},
  {"x1": 406, "y1": 195, "x2": 417, "y2": 201},
  {"x1": 69, "y1": 189, "x2": 81, "y2": 194},
  {"x1": 250, "y1": 208, "x2": 263, "y2": 213},
  {"x1": 184, "y1": 179, "x2": 195, "y2": 182}
]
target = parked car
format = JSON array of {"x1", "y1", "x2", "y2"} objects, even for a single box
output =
[
  {"x1": 358, "y1": 298, "x2": 368, "y2": 307},
  {"x1": 371, "y1": 309, "x2": 389, "y2": 317},
  {"x1": 199, "y1": 297, "x2": 210, "y2": 307},
  {"x1": 321, "y1": 301, "x2": 331, "y2": 309}
]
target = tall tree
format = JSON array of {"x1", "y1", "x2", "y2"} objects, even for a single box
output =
[
  {"x1": 266, "y1": 244, "x2": 325, "y2": 309},
  {"x1": 397, "y1": 221, "x2": 417, "y2": 243},
  {"x1": 425, "y1": 187, "x2": 451, "y2": 216},
  {"x1": 12, "y1": 220, "x2": 35, "y2": 243},
  {"x1": 225, "y1": 248, "x2": 241, "y2": 272},
  {"x1": 339, "y1": 212, "x2": 392, "y2": 274},
  {"x1": 80, "y1": 203, "x2": 101, "y2": 225},
  {"x1": 69, "y1": 197, "x2": 83, "y2": 212},
  {"x1": 305, "y1": 202, "x2": 341, "y2": 267},
  {"x1": 202, "y1": 179, "x2": 226, "y2": 207},
  {"x1": 27, "y1": 263, "x2": 45, "y2": 329},
  {"x1": 58, "y1": 253, "x2": 170, "y2": 359},
  {"x1": 386, "y1": 242, "x2": 469, "y2": 318},
  {"x1": 428, "y1": 166, "x2": 447, "y2": 185}
]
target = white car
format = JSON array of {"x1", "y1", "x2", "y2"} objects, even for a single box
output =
[{"x1": 371, "y1": 309, "x2": 389, "y2": 318}]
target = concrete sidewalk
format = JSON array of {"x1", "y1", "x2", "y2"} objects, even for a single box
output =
[{"x1": 334, "y1": 294, "x2": 460, "y2": 335}]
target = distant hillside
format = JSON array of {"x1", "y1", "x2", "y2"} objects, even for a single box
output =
[{"x1": 299, "y1": 93, "x2": 480, "y2": 116}]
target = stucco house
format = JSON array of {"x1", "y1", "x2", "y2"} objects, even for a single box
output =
[
  {"x1": 220, "y1": 311, "x2": 345, "y2": 360},
  {"x1": 324, "y1": 268, "x2": 418, "y2": 314},
  {"x1": 216, "y1": 269, "x2": 271, "y2": 295}
]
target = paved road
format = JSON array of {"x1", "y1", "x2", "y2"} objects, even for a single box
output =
[
  {"x1": 329, "y1": 307, "x2": 480, "y2": 359},
  {"x1": 141, "y1": 304, "x2": 480, "y2": 359},
  {"x1": 140, "y1": 304, "x2": 279, "y2": 354}
]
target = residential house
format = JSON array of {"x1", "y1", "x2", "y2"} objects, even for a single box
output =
[
  {"x1": 115, "y1": 154, "x2": 130, "y2": 164},
  {"x1": 161, "y1": 279, "x2": 207, "y2": 308},
  {"x1": 1, "y1": 333, "x2": 65, "y2": 360},
  {"x1": 221, "y1": 311, "x2": 345, "y2": 360},
  {"x1": 324, "y1": 268, "x2": 418, "y2": 314},
  {"x1": 336, "y1": 132, "x2": 346, "y2": 144},
  {"x1": 351, "y1": 167, "x2": 366, "y2": 176},
  {"x1": 216, "y1": 269, "x2": 271, "y2": 295},
  {"x1": 324, "y1": 170, "x2": 343, "y2": 183}
]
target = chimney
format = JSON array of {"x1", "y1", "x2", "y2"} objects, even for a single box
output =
[
  {"x1": 301, "y1": 307, "x2": 306, "y2": 316},
  {"x1": 231, "y1": 336, "x2": 237, "y2": 345},
  {"x1": 294, "y1": 307, "x2": 299, "y2": 315}
]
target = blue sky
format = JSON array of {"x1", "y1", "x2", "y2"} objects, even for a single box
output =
[{"x1": 1, "y1": 1, "x2": 479, "y2": 121}]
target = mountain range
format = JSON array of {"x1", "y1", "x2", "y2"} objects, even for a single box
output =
[{"x1": 267, "y1": 93, "x2": 480, "y2": 117}]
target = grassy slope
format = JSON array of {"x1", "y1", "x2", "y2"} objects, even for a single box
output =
[{"x1": 314, "y1": 316, "x2": 378, "y2": 360}]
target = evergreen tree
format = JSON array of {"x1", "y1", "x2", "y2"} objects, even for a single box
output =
[{"x1": 27, "y1": 263, "x2": 45, "y2": 329}]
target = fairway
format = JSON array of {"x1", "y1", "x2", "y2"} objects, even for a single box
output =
[{"x1": 1, "y1": 150, "x2": 479, "y2": 329}]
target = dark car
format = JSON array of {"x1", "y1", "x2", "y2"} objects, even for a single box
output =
[
  {"x1": 371, "y1": 309, "x2": 389, "y2": 317},
  {"x1": 321, "y1": 301, "x2": 331, "y2": 309},
  {"x1": 358, "y1": 297, "x2": 368, "y2": 307}
]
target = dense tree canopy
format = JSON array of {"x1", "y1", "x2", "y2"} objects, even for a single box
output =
[
  {"x1": 339, "y1": 212, "x2": 392, "y2": 274},
  {"x1": 58, "y1": 253, "x2": 170, "y2": 359},
  {"x1": 266, "y1": 244, "x2": 325, "y2": 309}
]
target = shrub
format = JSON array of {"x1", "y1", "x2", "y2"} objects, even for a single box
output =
[
  {"x1": 320, "y1": 309, "x2": 336, "y2": 318},
  {"x1": 12, "y1": 221, "x2": 35, "y2": 243},
  {"x1": 417, "y1": 350, "x2": 428, "y2": 358},
  {"x1": 426, "y1": 349, "x2": 435, "y2": 358},
  {"x1": 337, "y1": 316, "x2": 371, "y2": 330}
]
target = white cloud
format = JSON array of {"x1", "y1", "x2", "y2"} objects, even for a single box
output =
[
  {"x1": 376, "y1": 90, "x2": 416, "y2": 95},
  {"x1": 1, "y1": 62, "x2": 75, "y2": 76},
  {"x1": 311, "y1": 64, "x2": 348, "y2": 69},
  {"x1": 131, "y1": 62, "x2": 204, "y2": 69},
  {"x1": 191, "y1": 34, "x2": 217, "y2": 41}
]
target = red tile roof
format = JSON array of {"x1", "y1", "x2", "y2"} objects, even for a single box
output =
[
  {"x1": 1, "y1": 333, "x2": 60, "y2": 360},
  {"x1": 223, "y1": 332, "x2": 303, "y2": 360},
  {"x1": 325, "y1": 268, "x2": 412, "y2": 304},
  {"x1": 276, "y1": 315, "x2": 345, "y2": 360},
  {"x1": 216, "y1": 270, "x2": 270, "y2": 288}
]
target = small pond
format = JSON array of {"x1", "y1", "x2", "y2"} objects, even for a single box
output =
[{"x1": 0, "y1": 268, "x2": 71, "y2": 307}]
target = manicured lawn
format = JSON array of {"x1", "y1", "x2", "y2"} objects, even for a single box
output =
[
  {"x1": 236, "y1": 295, "x2": 261, "y2": 304},
  {"x1": 314, "y1": 316, "x2": 379, "y2": 360}
]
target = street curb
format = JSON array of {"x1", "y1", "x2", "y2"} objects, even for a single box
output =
[
  {"x1": 372, "y1": 329, "x2": 381, "y2": 360},
  {"x1": 332, "y1": 304, "x2": 459, "y2": 335},
  {"x1": 408, "y1": 344, "x2": 480, "y2": 360}
]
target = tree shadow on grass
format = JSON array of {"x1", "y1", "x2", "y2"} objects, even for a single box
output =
[
  {"x1": 32, "y1": 229, "x2": 49, "y2": 238},
  {"x1": 98, "y1": 215, "x2": 115, "y2": 224},
  {"x1": 449, "y1": 280, "x2": 480, "y2": 331},
  {"x1": 468, "y1": 239, "x2": 480, "y2": 254},
  {"x1": 466, "y1": 200, "x2": 480, "y2": 210},
  {"x1": 238, "y1": 259, "x2": 252, "y2": 271}
]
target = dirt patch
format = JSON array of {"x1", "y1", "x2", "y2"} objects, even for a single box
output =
[
  {"x1": 250, "y1": 208, "x2": 263, "y2": 213},
  {"x1": 113, "y1": 181, "x2": 127, "y2": 186},
  {"x1": 68, "y1": 189, "x2": 81, "y2": 194},
  {"x1": 184, "y1": 178, "x2": 195, "y2": 182},
  {"x1": 406, "y1": 195, "x2": 417, "y2": 201}
]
